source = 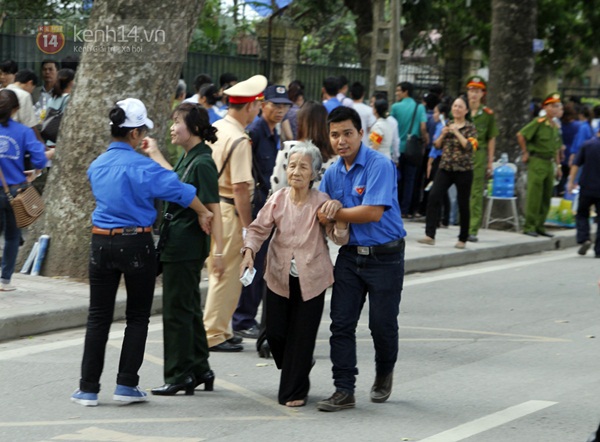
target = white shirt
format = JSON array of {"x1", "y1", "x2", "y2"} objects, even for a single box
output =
[
  {"x1": 6, "y1": 84, "x2": 37, "y2": 128},
  {"x1": 353, "y1": 101, "x2": 377, "y2": 146},
  {"x1": 368, "y1": 117, "x2": 394, "y2": 159}
]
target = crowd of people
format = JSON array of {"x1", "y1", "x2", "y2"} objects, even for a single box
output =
[{"x1": 1, "y1": 58, "x2": 598, "y2": 412}]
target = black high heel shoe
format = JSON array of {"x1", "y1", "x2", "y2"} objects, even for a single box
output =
[
  {"x1": 151, "y1": 375, "x2": 195, "y2": 396},
  {"x1": 194, "y1": 370, "x2": 215, "y2": 391}
]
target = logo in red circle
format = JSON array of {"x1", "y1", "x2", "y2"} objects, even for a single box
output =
[{"x1": 36, "y1": 25, "x2": 65, "y2": 55}]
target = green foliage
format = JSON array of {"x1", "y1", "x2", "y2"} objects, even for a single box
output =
[
  {"x1": 291, "y1": 0, "x2": 360, "y2": 65},
  {"x1": 535, "y1": 0, "x2": 599, "y2": 80}
]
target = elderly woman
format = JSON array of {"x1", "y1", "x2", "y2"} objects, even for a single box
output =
[{"x1": 240, "y1": 141, "x2": 348, "y2": 407}]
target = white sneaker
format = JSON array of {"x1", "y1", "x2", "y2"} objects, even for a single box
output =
[{"x1": 0, "y1": 283, "x2": 16, "y2": 291}]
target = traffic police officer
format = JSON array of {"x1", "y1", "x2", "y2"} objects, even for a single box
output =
[
  {"x1": 465, "y1": 76, "x2": 499, "y2": 242},
  {"x1": 203, "y1": 74, "x2": 268, "y2": 352},
  {"x1": 517, "y1": 92, "x2": 563, "y2": 237}
]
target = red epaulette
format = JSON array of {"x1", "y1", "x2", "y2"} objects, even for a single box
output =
[{"x1": 483, "y1": 107, "x2": 494, "y2": 115}]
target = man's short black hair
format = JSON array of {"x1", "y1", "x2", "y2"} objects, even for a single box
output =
[
  {"x1": 323, "y1": 76, "x2": 340, "y2": 96},
  {"x1": 398, "y1": 81, "x2": 414, "y2": 97},
  {"x1": 349, "y1": 82, "x2": 365, "y2": 100},
  {"x1": 219, "y1": 72, "x2": 238, "y2": 88},
  {"x1": 338, "y1": 75, "x2": 349, "y2": 88},
  {"x1": 327, "y1": 106, "x2": 362, "y2": 132},
  {"x1": 0, "y1": 59, "x2": 18, "y2": 75},
  {"x1": 41, "y1": 59, "x2": 59, "y2": 70},
  {"x1": 15, "y1": 69, "x2": 38, "y2": 86},
  {"x1": 194, "y1": 74, "x2": 212, "y2": 93}
]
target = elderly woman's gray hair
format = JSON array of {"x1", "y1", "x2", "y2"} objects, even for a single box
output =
[{"x1": 288, "y1": 140, "x2": 323, "y2": 185}]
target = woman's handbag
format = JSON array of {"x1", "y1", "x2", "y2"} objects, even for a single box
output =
[{"x1": 0, "y1": 166, "x2": 44, "y2": 228}]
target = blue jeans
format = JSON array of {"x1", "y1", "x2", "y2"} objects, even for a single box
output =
[
  {"x1": 0, "y1": 190, "x2": 22, "y2": 284},
  {"x1": 329, "y1": 245, "x2": 405, "y2": 394},
  {"x1": 80, "y1": 232, "x2": 156, "y2": 393}
]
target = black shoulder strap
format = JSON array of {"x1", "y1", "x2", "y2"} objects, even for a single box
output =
[
  {"x1": 218, "y1": 137, "x2": 247, "y2": 179},
  {"x1": 409, "y1": 102, "x2": 419, "y2": 134}
]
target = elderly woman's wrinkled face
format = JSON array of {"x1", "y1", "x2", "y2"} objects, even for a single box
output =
[
  {"x1": 287, "y1": 153, "x2": 314, "y2": 190},
  {"x1": 451, "y1": 98, "x2": 468, "y2": 120}
]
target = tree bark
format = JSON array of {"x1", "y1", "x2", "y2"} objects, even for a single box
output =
[
  {"x1": 488, "y1": 0, "x2": 537, "y2": 213},
  {"x1": 488, "y1": 0, "x2": 537, "y2": 161},
  {"x1": 25, "y1": 0, "x2": 205, "y2": 279}
]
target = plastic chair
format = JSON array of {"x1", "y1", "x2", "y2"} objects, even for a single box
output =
[{"x1": 483, "y1": 162, "x2": 520, "y2": 232}]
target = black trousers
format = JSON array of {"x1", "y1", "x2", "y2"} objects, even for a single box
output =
[
  {"x1": 426, "y1": 168, "x2": 473, "y2": 242},
  {"x1": 266, "y1": 276, "x2": 324, "y2": 405},
  {"x1": 576, "y1": 193, "x2": 600, "y2": 256},
  {"x1": 80, "y1": 232, "x2": 156, "y2": 393}
]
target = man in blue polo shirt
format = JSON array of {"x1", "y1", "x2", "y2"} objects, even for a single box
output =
[{"x1": 316, "y1": 106, "x2": 406, "y2": 412}]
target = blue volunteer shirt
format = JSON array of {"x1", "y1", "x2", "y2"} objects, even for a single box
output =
[
  {"x1": 429, "y1": 122, "x2": 444, "y2": 159},
  {"x1": 324, "y1": 97, "x2": 342, "y2": 114},
  {"x1": 320, "y1": 144, "x2": 406, "y2": 246},
  {"x1": 0, "y1": 119, "x2": 47, "y2": 184},
  {"x1": 87, "y1": 141, "x2": 197, "y2": 228}
]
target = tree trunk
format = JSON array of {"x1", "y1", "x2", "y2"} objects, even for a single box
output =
[
  {"x1": 487, "y1": 0, "x2": 537, "y2": 213},
  {"x1": 25, "y1": 0, "x2": 205, "y2": 279}
]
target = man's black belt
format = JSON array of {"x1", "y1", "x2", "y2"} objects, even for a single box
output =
[
  {"x1": 342, "y1": 238, "x2": 405, "y2": 256},
  {"x1": 529, "y1": 152, "x2": 554, "y2": 161},
  {"x1": 220, "y1": 196, "x2": 235, "y2": 205}
]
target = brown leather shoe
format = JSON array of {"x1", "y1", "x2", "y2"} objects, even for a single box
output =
[
  {"x1": 417, "y1": 236, "x2": 435, "y2": 245},
  {"x1": 370, "y1": 372, "x2": 393, "y2": 403}
]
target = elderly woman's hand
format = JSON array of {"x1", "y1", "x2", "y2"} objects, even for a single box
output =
[
  {"x1": 317, "y1": 210, "x2": 331, "y2": 226},
  {"x1": 141, "y1": 136, "x2": 160, "y2": 155},
  {"x1": 240, "y1": 248, "x2": 254, "y2": 277},
  {"x1": 211, "y1": 255, "x2": 224, "y2": 279},
  {"x1": 320, "y1": 199, "x2": 343, "y2": 220}
]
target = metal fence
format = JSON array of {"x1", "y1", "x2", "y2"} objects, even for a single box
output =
[
  {"x1": 296, "y1": 64, "x2": 370, "y2": 102},
  {"x1": 0, "y1": 31, "x2": 372, "y2": 101}
]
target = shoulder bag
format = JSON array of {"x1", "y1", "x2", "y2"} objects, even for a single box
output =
[
  {"x1": 40, "y1": 96, "x2": 69, "y2": 143},
  {"x1": 403, "y1": 103, "x2": 423, "y2": 166},
  {"x1": 0, "y1": 165, "x2": 44, "y2": 228}
]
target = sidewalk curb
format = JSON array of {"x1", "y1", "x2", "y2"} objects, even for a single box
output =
[{"x1": 0, "y1": 231, "x2": 578, "y2": 342}]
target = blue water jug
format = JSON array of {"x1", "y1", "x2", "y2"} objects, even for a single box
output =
[{"x1": 492, "y1": 153, "x2": 515, "y2": 197}]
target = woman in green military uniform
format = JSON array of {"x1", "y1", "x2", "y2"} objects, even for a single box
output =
[
  {"x1": 465, "y1": 76, "x2": 499, "y2": 242},
  {"x1": 144, "y1": 103, "x2": 225, "y2": 395},
  {"x1": 517, "y1": 93, "x2": 563, "y2": 237}
]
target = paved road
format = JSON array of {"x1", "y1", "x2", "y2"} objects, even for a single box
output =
[{"x1": 0, "y1": 248, "x2": 598, "y2": 441}]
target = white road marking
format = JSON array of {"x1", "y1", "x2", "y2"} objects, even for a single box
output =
[
  {"x1": 0, "y1": 324, "x2": 162, "y2": 361},
  {"x1": 404, "y1": 251, "x2": 571, "y2": 287},
  {"x1": 0, "y1": 416, "x2": 300, "y2": 428},
  {"x1": 418, "y1": 400, "x2": 558, "y2": 442},
  {"x1": 51, "y1": 426, "x2": 204, "y2": 441}
]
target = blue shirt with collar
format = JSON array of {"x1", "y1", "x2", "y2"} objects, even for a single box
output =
[
  {"x1": 248, "y1": 116, "x2": 278, "y2": 215},
  {"x1": 87, "y1": 141, "x2": 197, "y2": 228},
  {"x1": 0, "y1": 119, "x2": 47, "y2": 185},
  {"x1": 324, "y1": 97, "x2": 342, "y2": 114},
  {"x1": 320, "y1": 144, "x2": 406, "y2": 246}
]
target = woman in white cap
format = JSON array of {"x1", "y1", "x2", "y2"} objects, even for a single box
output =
[{"x1": 71, "y1": 98, "x2": 214, "y2": 407}]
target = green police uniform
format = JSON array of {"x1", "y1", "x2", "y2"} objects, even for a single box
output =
[
  {"x1": 469, "y1": 105, "x2": 499, "y2": 236},
  {"x1": 161, "y1": 142, "x2": 219, "y2": 384},
  {"x1": 519, "y1": 116, "x2": 561, "y2": 234}
]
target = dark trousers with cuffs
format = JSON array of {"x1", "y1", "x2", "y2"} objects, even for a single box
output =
[
  {"x1": 80, "y1": 233, "x2": 156, "y2": 393},
  {"x1": 266, "y1": 276, "x2": 324, "y2": 405},
  {"x1": 330, "y1": 246, "x2": 404, "y2": 395},
  {"x1": 162, "y1": 259, "x2": 210, "y2": 384},
  {"x1": 426, "y1": 169, "x2": 473, "y2": 242}
]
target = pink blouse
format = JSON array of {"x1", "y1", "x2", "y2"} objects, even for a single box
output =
[{"x1": 244, "y1": 188, "x2": 348, "y2": 301}]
